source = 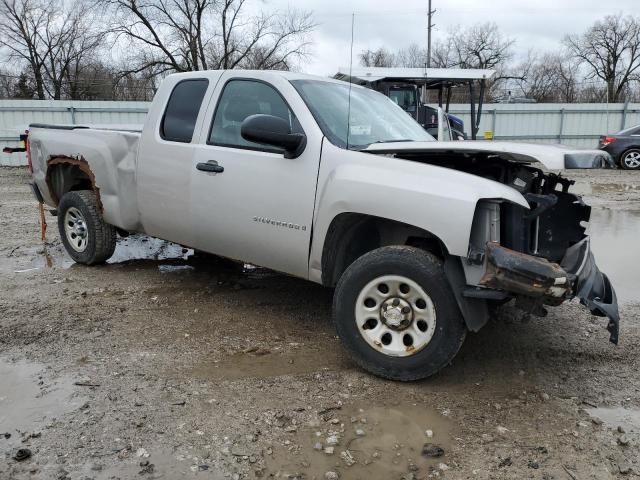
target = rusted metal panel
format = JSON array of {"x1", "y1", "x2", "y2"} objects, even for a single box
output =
[{"x1": 46, "y1": 156, "x2": 102, "y2": 211}]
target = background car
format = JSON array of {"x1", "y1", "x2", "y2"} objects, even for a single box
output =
[{"x1": 598, "y1": 124, "x2": 640, "y2": 170}]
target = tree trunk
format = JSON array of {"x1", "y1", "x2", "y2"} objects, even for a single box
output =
[
  {"x1": 34, "y1": 70, "x2": 46, "y2": 100},
  {"x1": 607, "y1": 78, "x2": 616, "y2": 103}
]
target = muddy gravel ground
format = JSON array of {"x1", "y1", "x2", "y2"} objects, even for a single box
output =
[{"x1": 1, "y1": 166, "x2": 640, "y2": 480}]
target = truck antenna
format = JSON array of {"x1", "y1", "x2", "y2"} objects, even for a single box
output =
[{"x1": 346, "y1": 12, "x2": 355, "y2": 150}]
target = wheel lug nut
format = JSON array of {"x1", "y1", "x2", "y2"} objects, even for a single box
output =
[
  {"x1": 392, "y1": 298, "x2": 399, "y2": 307},
  {"x1": 401, "y1": 307, "x2": 410, "y2": 314}
]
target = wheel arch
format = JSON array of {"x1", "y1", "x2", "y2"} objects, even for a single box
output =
[
  {"x1": 320, "y1": 212, "x2": 449, "y2": 288},
  {"x1": 45, "y1": 156, "x2": 103, "y2": 211},
  {"x1": 320, "y1": 212, "x2": 492, "y2": 334}
]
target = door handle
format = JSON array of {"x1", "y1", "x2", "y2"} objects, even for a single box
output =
[{"x1": 196, "y1": 161, "x2": 224, "y2": 173}]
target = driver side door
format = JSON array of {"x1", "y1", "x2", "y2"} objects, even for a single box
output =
[{"x1": 190, "y1": 74, "x2": 322, "y2": 278}]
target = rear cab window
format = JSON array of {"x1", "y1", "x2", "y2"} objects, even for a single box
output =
[{"x1": 160, "y1": 79, "x2": 209, "y2": 142}]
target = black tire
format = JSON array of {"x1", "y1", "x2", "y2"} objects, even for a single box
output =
[
  {"x1": 57, "y1": 190, "x2": 116, "y2": 265},
  {"x1": 620, "y1": 148, "x2": 640, "y2": 170},
  {"x1": 333, "y1": 246, "x2": 466, "y2": 381}
]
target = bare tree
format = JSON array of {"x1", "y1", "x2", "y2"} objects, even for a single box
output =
[
  {"x1": 44, "y1": 2, "x2": 104, "y2": 99},
  {"x1": 359, "y1": 47, "x2": 395, "y2": 67},
  {"x1": 565, "y1": 14, "x2": 640, "y2": 102},
  {"x1": 513, "y1": 51, "x2": 579, "y2": 102},
  {"x1": 361, "y1": 23, "x2": 513, "y2": 72},
  {"x1": 429, "y1": 40, "x2": 457, "y2": 68},
  {"x1": 449, "y1": 22, "x2": 514, "y2": 70},
  {"x1": 104, "y1": 0, "x2": 314, "y2": 76},
  {"x1": 0, "y1": 0, "x2": 53, "y2": 99},
  {"x1": 212, "y1": 1, "x2": 314, "y2": 70},
  {"x1": 395, "y1": 43, "x2": 428, "y2": 68},
  {"x1": 0, "y1": 0, "x2": 105, "y2": 99}
]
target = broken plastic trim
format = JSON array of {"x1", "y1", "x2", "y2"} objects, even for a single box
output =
[{"x1": 561, "y1": 237, "x2": 620, "y2": 344}]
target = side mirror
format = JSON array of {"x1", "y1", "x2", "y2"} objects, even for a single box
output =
[{"x1": 240, "y1": 114, "x2": 306, "y2": 159}]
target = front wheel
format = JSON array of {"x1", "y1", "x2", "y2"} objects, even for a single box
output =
[
  {"x1": 333, "y1": 246, "x2": 467, "y2": 381},
  {"x1": 620, "y1": 149, "x2": 640, "y2": 170},
  {"x1": 57, "y1": 190, "x2": 116, "y2": 265}
]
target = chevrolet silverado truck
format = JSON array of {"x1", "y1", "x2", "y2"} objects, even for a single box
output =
[{"x1": 25, "y1": 70, "x2": 619, "y2": 381}]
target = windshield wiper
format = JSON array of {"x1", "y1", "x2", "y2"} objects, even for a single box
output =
[
  {"x1": 370, "y1": 139, "x2": 414, "y2": 144},
  {"x1": 350, "y1": 139, "x2": 416, "y2": 151}
]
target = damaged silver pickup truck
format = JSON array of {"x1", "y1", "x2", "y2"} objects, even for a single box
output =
[{"x1": 25, "y1": 70, "x2": 619, "y2": 381}]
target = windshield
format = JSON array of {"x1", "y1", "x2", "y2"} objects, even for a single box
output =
[
  {"x1": 290, "y1": 79, "x2": 434, "y2": 149},
  {"x1": 388, "y1": 87, "x2": 418, "y2": 115}
]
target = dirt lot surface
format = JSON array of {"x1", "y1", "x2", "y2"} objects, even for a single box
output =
[{"x1": 1, "y1": 166, "x2": 639, "y2": 480}]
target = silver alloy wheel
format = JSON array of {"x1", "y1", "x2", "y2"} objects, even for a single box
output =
[
  {"x1": 623, "y1": 151, "x2": 640, "y2": 169},
  {"x1": 355, "y1": 274, "x2": 437, "y2": 357},
  {"x1": 64, "y1": 207, "x2": 89, "y2": 252}
]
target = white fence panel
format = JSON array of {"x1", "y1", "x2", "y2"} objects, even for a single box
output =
[
  {"x1": 449, "y1": 103, "x2": 640, "y2": 148},
  {"x1": 0, "y1": 100, "x2": 150, "y2": 166},
  {"x1": 2, "y1": 100, "x2": 639, "y2": 165}
]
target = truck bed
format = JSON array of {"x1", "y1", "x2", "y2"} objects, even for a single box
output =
[{"x1": 29, "y1": 123, "x2": 143, "y2": 232}]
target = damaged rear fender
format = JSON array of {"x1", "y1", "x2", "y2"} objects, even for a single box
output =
[{"x1": 46, "y1": 156, "x2": 103, "y2": 210}]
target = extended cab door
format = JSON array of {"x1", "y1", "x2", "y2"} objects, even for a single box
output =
[
  {"x1": 136, "y1": 73, "x2": 222, "y2": 246},
  {"x1": 190, "y1": 73, "x2": 322, "y2": 278}
]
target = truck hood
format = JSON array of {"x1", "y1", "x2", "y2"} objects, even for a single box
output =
[{"x1": 364, "y1": 141, "x2": 615, "y2": 170}]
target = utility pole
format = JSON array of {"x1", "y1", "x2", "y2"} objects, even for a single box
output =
[{"x1": 427, "y1": 0, "x2": 435, "y2": 68}]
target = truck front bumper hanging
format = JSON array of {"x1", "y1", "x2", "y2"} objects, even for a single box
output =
[{"x1": 480, "y1": 239, "x2": 619, "y2": 344}]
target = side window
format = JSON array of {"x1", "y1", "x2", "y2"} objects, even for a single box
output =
[
  {"x1": 160, "y1": 79, "x2": 209, "y2": 143},
  {"x1": 209, "y1": 79, "x2": 302, "y2": 151}
]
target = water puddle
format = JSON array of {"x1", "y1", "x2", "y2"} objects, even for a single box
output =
[
  {"x1": 587, "y1": 406, "x2": 640, "y2": 433},
  {"x1": 158, "y1": 264, "x2": 196, "y2": 273},
  {"x1": 2, "y1": 234, "x2": 192, "y2": 273},
  {"x1": 74, "y1": 446, "x2": 226, "y2": 480},
  {"x1": 108, "y1": 235, "x2": 191, "y2": 264},
  {"x1": 586, "y1": 208, "x2": 640, "y2": 304},
  {"x1": 0, "y1": 357, "x2": 82, "y2": 449},
  {"x1": 266, "y1": 403, "x2": 453, "y2": 479},
  {"x1": 190, "y1": 346, "x2": 352, "y2": 381}
]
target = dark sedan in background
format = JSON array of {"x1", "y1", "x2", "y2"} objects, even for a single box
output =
[{"x1": 598, "y1": 124, "x2": 640, "y2": 170}]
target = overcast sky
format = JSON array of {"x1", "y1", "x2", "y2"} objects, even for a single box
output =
[{"x1": 266, "y1": 0, "x2": 637, "y2": 76}]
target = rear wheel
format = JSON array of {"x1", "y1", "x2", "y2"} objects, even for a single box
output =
[
  {"x1": 620, "y1": 149, "x2": 640, "y2": 170},
  {"x1": 57, "y1": 190, "x2": 116, "y2": 265},
  {"x1": 333, "y1": 246, "x2": 466, "y2": 381}
]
